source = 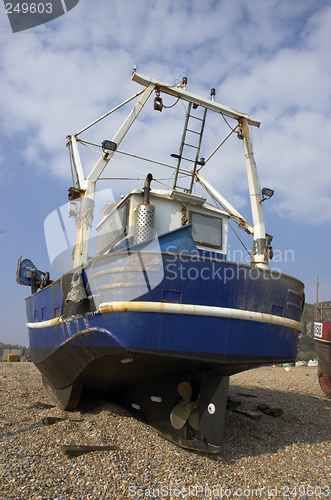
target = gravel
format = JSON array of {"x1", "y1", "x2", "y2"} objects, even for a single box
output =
[{"x1": 0, "y1": 362, "x2": 330, "y2": 499}]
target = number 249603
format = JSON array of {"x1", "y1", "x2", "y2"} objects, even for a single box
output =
[{"x1": 6, "y1": 3, "x2": 53, "y2": 14}]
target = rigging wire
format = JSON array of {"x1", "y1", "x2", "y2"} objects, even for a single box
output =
[
  {"x1": 109, "y1": 157, "x2": 187, "y2": 189},
  {"x1": 77, "y1": 141, "x2": 103, "y2": 155},
  {"x1": 110, "y1": 157, "x2": 146, "y2": 177},
  {"x1": 162, "y1": 97, "x2": 180, "y2": 109},
  {"x1": 99, "y1": 177, "x2": 144, "y2": 181},
  {"x1": 99, "y1": 176, "x2": 178, "y2": 181},
  {"x1": 228, "y1": 222, "x2": 250, "y2": 256},
  {"x1": 221, "y1": 112, "x2": 238, "y2": 132}
]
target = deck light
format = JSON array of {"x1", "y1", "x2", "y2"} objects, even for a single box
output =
[
  {"x1": 261, "y1": 187, "x2": 274, "y2": 202},
  {"x1": 102, "y1": 140, "x2": 117, "y2": 152}
]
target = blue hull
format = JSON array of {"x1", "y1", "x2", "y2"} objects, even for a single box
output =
[{"x1": 27, "y1": 250, "x2": 303, "y2": 389}]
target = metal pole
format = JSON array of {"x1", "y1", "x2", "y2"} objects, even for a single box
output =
[{"x1": 242, "y1": 119, "x2": 267, "y2": 268}]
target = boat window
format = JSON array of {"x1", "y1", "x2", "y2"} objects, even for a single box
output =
[
  {"x1": 96, "y1": 201, "x2": 128, "y2": 254},
  {"x1": 189, "y1": 212, "x2": 222, "y2": 249}
]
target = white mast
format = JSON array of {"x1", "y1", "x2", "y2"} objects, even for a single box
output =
[{"x1": 241, "y1": 119, "x2": 267, "y2": 268}]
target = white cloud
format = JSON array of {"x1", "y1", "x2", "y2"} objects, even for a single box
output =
[{"x1": 0, "y1": 0, "x2": 330, "y2": 225}]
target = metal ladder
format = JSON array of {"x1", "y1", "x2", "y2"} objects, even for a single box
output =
[{"x1": 172, "y1": 102, "x2": 207, "y2": 193}]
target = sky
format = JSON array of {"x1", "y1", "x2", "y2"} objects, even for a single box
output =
[{"x1": 0, "y1": 0, "x2": 330, "y2": 346}]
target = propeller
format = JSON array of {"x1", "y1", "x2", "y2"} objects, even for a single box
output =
[{"x1": 170, "y1": 381, "x2": 200, "y2": 431}]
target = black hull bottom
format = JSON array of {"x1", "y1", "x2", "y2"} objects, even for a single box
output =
[{"x1": 33, "y1": 345, "x2": 293, "y2": 394}]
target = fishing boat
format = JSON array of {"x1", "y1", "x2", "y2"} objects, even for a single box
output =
[
  {"x1": 16, "y1": 72, "x2": 304, "y2": 452},
  {"x1": 314, "y1": 302, "x2": 331, "y2": 398}
]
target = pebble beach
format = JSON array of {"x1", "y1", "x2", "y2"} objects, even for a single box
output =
[{"x1": 0, "y1": 362, "x2": 330, "y2": 500}]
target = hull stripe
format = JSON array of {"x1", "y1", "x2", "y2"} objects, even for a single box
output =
[
  {"x1": 99, "y1": 301, "x2": 301, "y2": 330},
  {"x1": 27, "y1": 317, "x2": 62, "y2": 329},
  {"x1": 27, "y1": 301, "x2": 302, "y2": 331}
]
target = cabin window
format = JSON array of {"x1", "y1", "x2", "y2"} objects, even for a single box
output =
[
  {"x1": 55, "y1": 307, "x2": 61, "y2": 317},
  {"x1": 189, "y1": 212, "x2": 222, "y2": 249},
  {"x1": 34, "y1": 310, "x2": 38, "y2": 322},
  {"x1": 97, "y1": 201, "x2": 128, "y2": 254},
  {"x1": 42, "y1": 307, "x2": 47, "y2": 320}
]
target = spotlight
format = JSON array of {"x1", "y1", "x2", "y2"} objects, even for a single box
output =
[
  {"x1": 260, "y1": 187, "x2": 274, "y2": 202},
  {"x1": 102, "y1": 140, "x2": 117, "y2": 152}
]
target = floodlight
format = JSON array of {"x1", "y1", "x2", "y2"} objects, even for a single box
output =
[
  {"x1": 102, "y1": 140, "x2": 117, "y2": 152},
  {"x1": 262, "y1": 188, "x2": 274, "y2": 198},
  {"x1": 261, "y1": 187, "x2": 274, "y2": 202}
]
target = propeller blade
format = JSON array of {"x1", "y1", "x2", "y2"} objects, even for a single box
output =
[
  {"x1": 170, "y1": 403, "x2": 191, "y2": 429},
  {"x1": 188, "y1": 409, "x2": 200, "y2": 431},
  {"x1": 177, "y1": 381, "x2": 192, "y2": 402}
]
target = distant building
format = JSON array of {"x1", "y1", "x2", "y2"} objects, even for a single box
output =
[{"x1": 317, "y1": 301, "x2": 331, "y2": 308}]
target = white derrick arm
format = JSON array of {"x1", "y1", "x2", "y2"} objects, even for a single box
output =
[
  {"x1": 72, "y1": 83, "x2": 155, "y2": 268},
  {"x1": 196, "y1": 172, "x2": 253, "y2": 234},
  {"x1": 241, "y1": 119, "x2": 267, "y2": 268},
  {"x1": 132, "y1": 73, "x2": 261, "y2": 128}
]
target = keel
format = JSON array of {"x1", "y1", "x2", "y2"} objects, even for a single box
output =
[
  {"x1": 42, "y1": 376, "x2": 83, "y2": 411},
  {"x1": 122, "y1": 370, "x2": 229, "y2": 453}
]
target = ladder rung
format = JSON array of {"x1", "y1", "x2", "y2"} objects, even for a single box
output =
[
  {"x1": 177, "y1": 156, "x2": 197, "y2": 164},
  {"x1": 186, "y1": 129, "x2": 201, "y2": 135},
  {"x1": 183, "y1": 142, "x2": 199, "y2": 149},
  {"x1": 189, "y1": 115, "x2": 204, "y2": 122}
]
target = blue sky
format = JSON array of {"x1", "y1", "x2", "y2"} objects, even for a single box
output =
[{"x1": 0, "y1": 0, "x2": 330, "y2": 346}]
